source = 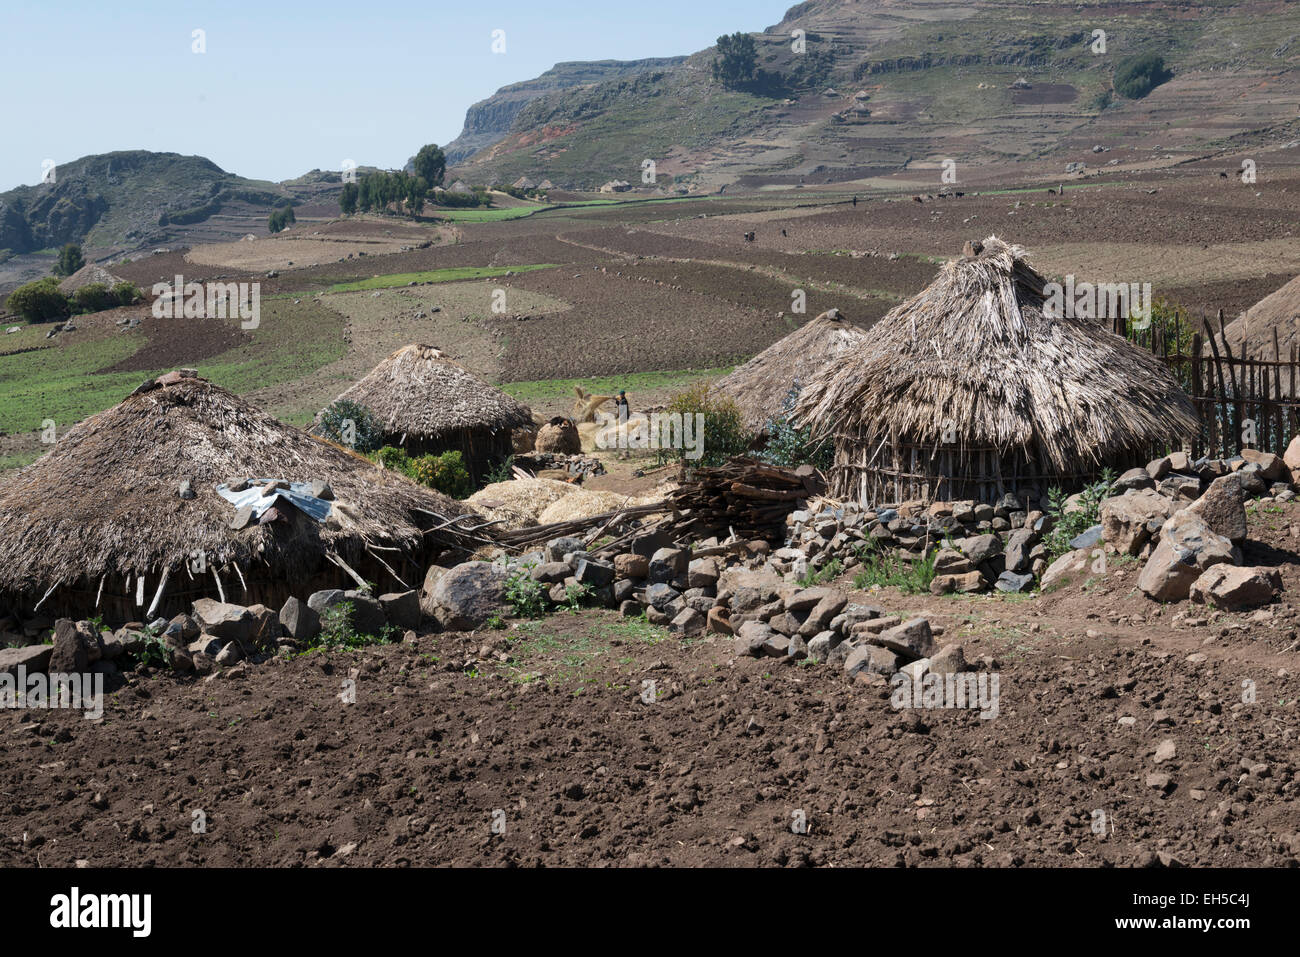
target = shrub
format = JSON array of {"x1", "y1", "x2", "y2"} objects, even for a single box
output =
[
  {"x1": 505, "y1": 567, "x2": 548, "y2": 618},
  {"x1": 758, "y1": 384, "x2": 833, "y2": 471},
  {"x1": 483, "y1": 455, "x2": 515, "y2": 486},
  {"x1": 268, "y1": 204, "x2": 296, "y2": 233},
  {"x1": 54, "y1": 243, "x2": 84, "y2": 277},
  {"x1": 658, "y1": 382, "x2": 753, "y2": 468},
  {"x1": 852, "y1": 540, "x2": 939, "y2": 594},
  {"x1": 317, "y1": 399, "x2": 383, "y2": 453},
  {"x1": 372, "y1": 445, "x2": 412, "y2": 473},
  {"x1": 1042, "y1": 468, "x2": 1116, "y2": 565},
  {"x1": 112, "y1": 281, "x2": 143, "y2": 306},
  {"x1": 408, "y1": 450, "x2": 473, "y2": 498},
  {"x1": 712, "y1": 32, "x2": 758, "y2": 88},
  {"x1": 5, "y1": 277, "x2": 70, "y2": 322},
  {"x1": 311, "y1": 601, "x2": 397, "y2": 650},
  {"x1": 1114, "y1": 53, "x2": 1172, "y2": 100},
  {"x1": 71, "y1": 282, "x2": 117, "y2": 314}
]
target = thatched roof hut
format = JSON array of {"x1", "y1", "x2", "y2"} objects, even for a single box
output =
[
  {"x1": 796, "y1": 237, "x2": 1199, "y2": 506},
  {"x1": 317, "y1": 344, "x2": 533, "y2": 482},
  {"x1": 1215, "y1": 273, "x2": 1300, "y2": 390},
  {"x1": 713, "y1": 308, "x2": 868, "y2": 434},
  {"x1": 0, "y1": 371, "x2": 481, "y2": 622}
]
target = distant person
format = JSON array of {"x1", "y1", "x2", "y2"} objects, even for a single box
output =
[
  {"x1": 852, "y1": 195, "x2": 858, "y2": 207},
  {"x1": 615, "y1": 390, "x2": 631, "y2": 459}
]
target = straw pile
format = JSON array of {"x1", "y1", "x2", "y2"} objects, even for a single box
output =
[
  {"x1": 466, "y1": 477, "x2": 576, "y2": 529},
  {"x1": 537, "y1": 488, "x2": 639, "y2": 525}
]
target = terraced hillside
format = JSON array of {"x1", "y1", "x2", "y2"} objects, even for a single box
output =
[{"x1": 452, "y1": 0, "x2": 1300, "y2": 190}]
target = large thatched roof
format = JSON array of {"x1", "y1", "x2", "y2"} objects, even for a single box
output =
[
  {"x1": 1216, "y1": 273, "x2": 1300, "y2": 375},
  {"x1": 320, "y1": 344, "x2": 533, "y2": 442},
  {"x1": 714, "y1": 309, "x2": 869, "y2": 432},
  {"x1": 795, "y1": 237, "x2": 1199, "y2": 472},
  {"x1": 0, "y1": 372, "x2": 476, "y2": 611}
]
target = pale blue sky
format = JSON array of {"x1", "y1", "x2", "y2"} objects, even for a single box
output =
[{"x1": 0, "y1": 0, "x2": 793, "y2": 191}]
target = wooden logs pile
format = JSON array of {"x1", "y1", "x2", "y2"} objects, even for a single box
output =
[{"x1": 666, "y1": 458, "x2": 824, "y2": 542}]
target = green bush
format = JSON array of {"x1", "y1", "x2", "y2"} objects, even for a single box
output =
[
  {"x1": 759, "y1": 384, "x2": 832, "y2": 471},
  {"x1": 317, "y1": 399, "x2": 383, "y2": 453},
  {"x1": 1042, "y1": 468, "x2": 1116, "y2": 566},
  {"x1": 54, "y1": 243, "x2": 84, "y2": 278},
  {"x1": 657, "y1": 381, "x2": 754, "y2": 468},
  {"x1": 71, "y1": 282, "x2": 117, "y2": 314},
  {"x1": 1114, "y1": 53, "x2": 1172, "y2": 100},
  {"x1": 372, "y1": 445, "x2": 412, "y2": 472},
  {"x1": 852, "y1": 540, "x2": 939, "y2": 594},
  {"x1": 505, "y1": 567, "x2": 548, "y2": 618},
  {"x1": 112, "y1": 281, "x2": 143, "y2": 306},
  {"x1": 409, "y1": 450, "x2": 473, "y2": 498},
  {"x1": 5, "y1": 277, "x2": 70, "y2": 322},
  {"x1": 268, "y1": 204, "x2": 296, "y2": 233}
]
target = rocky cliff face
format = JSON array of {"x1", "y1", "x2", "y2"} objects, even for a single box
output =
[{"x1": 444, "y1": 58, "x2": 687, "y2": 166}]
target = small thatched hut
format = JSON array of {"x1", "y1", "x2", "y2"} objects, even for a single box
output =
[
  {"x1": 713, "y1": 308, "x2": 869, "y2": 434},
  {"x1": 796, "y1": 237, "x2": 1199, "y2": 506},
  {"x1": 0, "y1": 371, "x2": 480, "y2": 622},
  {"x1": 318, "y1": 344, "x2": 534, "y2": 482},
  {"x1": 1215, "y1": 273, "x2": 1300, "y2": 389}
]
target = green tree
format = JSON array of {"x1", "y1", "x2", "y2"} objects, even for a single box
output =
[
  {"x1": 317, "y1": 399, "x2": 383, "y2": 453},
  {"x1": 412, "y1": 144, "x2": 447, "y2": 189},
  {"x1": 71, "y1": 282, "x2": 117, "y2": 314},
  {"x1": 268, "y1": 204, "x2": 296, "y2": 233},
  {"x1": 1114, "y1": 53, "x2": 1172, "y2": 99},
  {"x1": 712, "y1": 32, "x2": 758, "y2": 89},
  {"x1": 54, "y1": 243, "x2": 84, "y2": 277},
  {"x1": 5, "y1": 277, "x2": 71, "y2": 322},
  {"x1": 339, "y1": 181, "x2": 358, "y2": 216}
]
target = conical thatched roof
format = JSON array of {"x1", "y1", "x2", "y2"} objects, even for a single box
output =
[
  {"x1": 714, "y1": 309, "x2": 869, "y2": 433},
  {"x1": 57, "y1": 263, "x2": 126, "y2": 296},
  {"x1": 0, "y1": 372, "x2": 477, "y2": 616},
  {"x1": 796, "y1": 237, "x2": 1198, "y2": 474},
  {"x1": 1216, "y1": 273, "x2": 1300, "y2": 384},
  {"x1": 319, "y1": 345, "x2": 533, "y2": 443}
]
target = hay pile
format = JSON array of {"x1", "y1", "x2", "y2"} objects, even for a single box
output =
[
  {"x1": 466, "y1": 478, "x2": 576, "y2": 529},
  {"x1": 535, "y1": 417, "x2": 581, "y2": 454},
  {"x1": 537, "y1": 488, "x2": 639, "y2": 524}
]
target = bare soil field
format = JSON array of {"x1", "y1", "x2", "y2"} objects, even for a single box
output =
[{"x1": 5, "y1": 504, "x2": 1299, "y2": 867}]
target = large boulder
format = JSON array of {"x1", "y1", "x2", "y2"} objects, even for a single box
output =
[
  {"x1": 1182, "y1": 474, "x2": 1247, "y2": 544},
  {"x1": 192, "y1": 599, "x2": 255, "y2": 644},
  {"x1": 428, "y1": 562, "x2": 512, "y2": 631},
  {"x1": 1100, "y1": 489, "x2": 1178, "y2": 556},
  {"x1": 280, "y1": 596, "x2": 321, "y2": 642},
  {"x1": 1137, "y1": 511, "x2": 1238, "y2": 602},
  {"x1": 1189, "y1": 565, "x2": 1281, "y2": 611},
  {"x1": 379, "y1": 591, "x2": 421, "y2": 630},
  {"x1": 418, "y1": 566, "x2": 451, "y2": 618},
  {"x1": 49, "y1": 619, "x2": 101, "y2": 673},
  {"x1": 1240, "y1": 448, "x2": 1286, "y2": 482},
  {"x1": 1284, "y1": 435, "x2": 1300, "y2": 482},
  {"x1": 1040, "y1": 548, "x2": 1092, "y2": 591},
  {"x1": 0, "y1": 643, "x2": 52, "y2": 675}
]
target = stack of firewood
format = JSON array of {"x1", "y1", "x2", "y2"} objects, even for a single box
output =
[{"x1": 665, "y1": 458, "x2": 824, "y2": 542}]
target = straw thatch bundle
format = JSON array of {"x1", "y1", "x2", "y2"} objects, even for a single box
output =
[
  {"x1": 0, "y1": 373, "x2": 481, "y2": 622},
  {"x1": 535, "y1": 416, "x2": 581, "y2": 454},
  {"x1": 714, "y1": 308, "x2": 868, "y2": 434},
  {"x1": 317, "y1": 344, "x2": 534, "y2": 482},
  {"x1": 1216, "y1": 273, "x2": 1300, "y2": 387},
  {"x1": 537, "y1": 488, "x2": 638, "y2": 525},
  {"x1": 466, "y1": 477, "x2": 576, "y2": 530},
  {"x1": 796, "y1": 237, "x2": 1199, "y2": 505}
]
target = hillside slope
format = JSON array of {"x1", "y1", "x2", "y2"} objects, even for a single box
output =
[
  {"x1": 450, "y1": 0, "x2": 1300, "y2": 190},
  {"x1": 444, "y1": 58, "x2": 687, "y2": 165}
]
